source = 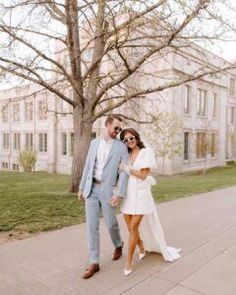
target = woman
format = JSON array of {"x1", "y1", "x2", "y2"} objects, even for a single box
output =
[{"x1": 119, "y1": 128, "x2": 181, "y2": 276}]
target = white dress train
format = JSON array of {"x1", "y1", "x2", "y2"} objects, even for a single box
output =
[
  {"x1": 121, "y1": 147, "x2": 181, "y2": 262},
  {"x1": 140, "y1": 197, "x2": 181, "y2": 262}
]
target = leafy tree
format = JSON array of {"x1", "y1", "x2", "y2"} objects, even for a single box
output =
[{"x1": 149, "y1": 112, "x2": 183, "y2": 174}]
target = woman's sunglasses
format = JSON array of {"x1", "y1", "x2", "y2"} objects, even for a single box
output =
[{"x1": 123, "y1": 136, "x2": 135, "y2": 144}]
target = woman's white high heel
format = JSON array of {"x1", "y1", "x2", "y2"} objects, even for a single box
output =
[
  {"x1": 138, "y1": 250, "x2": 146, "y2": 260},
  {"x1": 123, "y1": 268, "x2": 133, "y2": 276},
  {"x1": 138, "y1": 240, "x2": 146, "y2": 260}
]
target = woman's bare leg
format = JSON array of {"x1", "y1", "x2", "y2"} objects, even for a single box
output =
[
  {"x1": 124, "y1": 214, "x2": 144, "y2": 252},
  {"x1": 124, "y1": 214, "x2": 132, "y2": 231},
  {"x1": 125, "y1": 214, "x2": 143, "y2": 270}
]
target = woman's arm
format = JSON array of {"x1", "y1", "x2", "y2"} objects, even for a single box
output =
[
  {"x1": 129, "y1": 168, "x2": 150, "y2": 180},
  {"x1": 119, "y1": 162, "x2": 150, "y2": 180}
]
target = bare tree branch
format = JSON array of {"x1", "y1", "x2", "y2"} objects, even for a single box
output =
[{"x1": 93, "y1": 61, "x2": 236, "y2": 121}]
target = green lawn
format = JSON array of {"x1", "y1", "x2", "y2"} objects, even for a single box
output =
[
  {"x1": 152, "y1": 163, "x2": 236, "y2": 202},
  {"x1": 1, "y1": 163, "x2": 236, "y2": 234},
  {"x1": 0, "y1": 172, "x2": 82, "y2": 233}
]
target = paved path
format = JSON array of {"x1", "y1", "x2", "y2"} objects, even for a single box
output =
[{"x1": 1, "y1": 186, "x2": 236, "y2": 295}]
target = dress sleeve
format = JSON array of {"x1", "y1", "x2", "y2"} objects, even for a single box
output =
[{"x1": 138, "y1": 148, "x2": 157, "y2": 170}]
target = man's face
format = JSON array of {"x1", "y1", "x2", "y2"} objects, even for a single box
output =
[{"x1": 107, "y1": 118, "x2": 122, "y2": 138}]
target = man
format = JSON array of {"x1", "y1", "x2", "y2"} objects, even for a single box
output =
[{"x1": 77, "y1": 114, "x2": 129, "y2": 279}]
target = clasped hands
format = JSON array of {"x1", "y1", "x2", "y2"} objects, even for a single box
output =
[
  {"x1": 110, "y1": 195, "x2": 121, "y2": 207},
  {"x1": 77, "y1": 190, "x2": 121, "y2": 207}
]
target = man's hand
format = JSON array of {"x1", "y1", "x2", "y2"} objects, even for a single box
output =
[
  {"x1": 110, "y1": 195, "x2": 121, "y2": 207},
  {"x1": 77, "y1": 190, "x2": 85, "y2": 202}
]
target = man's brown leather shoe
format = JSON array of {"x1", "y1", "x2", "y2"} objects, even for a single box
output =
[
  {"x1": 112, "y1": 242, "x2": 123, "y2": 260},
  {"x1": 82, "y1": 264, "x2": 100, "y2": 279}
]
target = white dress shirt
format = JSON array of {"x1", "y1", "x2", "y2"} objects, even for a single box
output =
[{"x1": 93, "y1": 137, "x2": 114, "y2": 181}]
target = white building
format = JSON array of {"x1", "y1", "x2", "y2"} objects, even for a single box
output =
[
  {"x1": 0, "y1": 47, "x2": 236, "y2": 175},
  {"x1": 119, "y1": 47, "x2": 236, "y2": 174}
]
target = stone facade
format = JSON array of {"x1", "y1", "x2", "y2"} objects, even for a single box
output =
[{"x1": 0, "y1": 48, "x2": 236, "y2": 175}]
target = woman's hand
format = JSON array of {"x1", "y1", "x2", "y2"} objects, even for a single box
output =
[{"x1": 119, "y1": 162, "x2": 130, "y2": 174}]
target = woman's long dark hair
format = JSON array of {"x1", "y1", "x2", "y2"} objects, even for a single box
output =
[{"x1": 120, "y1": 128, "x2": 145, "y2": 152}]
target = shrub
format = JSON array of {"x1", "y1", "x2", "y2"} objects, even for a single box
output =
[{"x1": 18, "y1": 150, "x2": 37, "y2": 172}]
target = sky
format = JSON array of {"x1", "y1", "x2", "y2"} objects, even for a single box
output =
[
  {"x1": 212, "y1": 0, "x2": 236, "y2": 62},
  {"x1": 219, "y1": 42, "x2": 236, "y2": 62}
]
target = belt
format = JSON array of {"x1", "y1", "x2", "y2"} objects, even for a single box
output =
[{"x1": 93, "y1": 177, "x2": 102, "y2": 184}]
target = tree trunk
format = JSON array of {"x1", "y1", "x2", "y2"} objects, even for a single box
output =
[
  {"x1": 70, "y1": 106, "x2": 93, "y2": 192},
  {"x1": 203, "y1": 156, "x2": 207, "y2": 175},
  {"x1": 162, "y1": 154, "x2": 165, "y2": 175}
]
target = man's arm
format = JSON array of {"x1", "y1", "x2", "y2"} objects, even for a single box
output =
[
  {"x1": 116, "y1": 143, "x2": 129, "y2": 198},
  {"x1": 78, "y1": 140, "x2": 93, "y2": 193}
]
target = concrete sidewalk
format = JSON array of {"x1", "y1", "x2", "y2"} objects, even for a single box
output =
[{"x1": 1, "y1": 186, "x2": 236, "y2": 295}]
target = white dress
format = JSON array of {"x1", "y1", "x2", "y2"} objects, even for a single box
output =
[{"x1": 121, "y1": 147, "x2": 181, "y2": 262}]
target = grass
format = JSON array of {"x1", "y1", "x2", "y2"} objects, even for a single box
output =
[
  {"x1": 152, "y1": 163, "x2": 236, "y2": 202},
  {"x1": 1, "y1": 163, "x2": 236, "y2": 234},
  {"x1": 0, "y1": 171, "x2": 84, "y2": 233}
]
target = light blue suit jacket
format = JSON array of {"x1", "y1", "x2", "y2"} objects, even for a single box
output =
[{"x1": 79, "y1": 138, "x2": 129, "y2": 201}]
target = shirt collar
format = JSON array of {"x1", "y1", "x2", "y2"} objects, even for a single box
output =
[{"x1": 100, "y1": 135, "x2": 114, "y2": 144}]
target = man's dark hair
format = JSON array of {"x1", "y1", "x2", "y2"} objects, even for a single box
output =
[{"x1": 105, "y1": 114, "x2": 123, "y2": 126}]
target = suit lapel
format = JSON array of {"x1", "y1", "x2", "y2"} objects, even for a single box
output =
[
  {"x1": 103, "y1": 139, "x2": 118, "y2": 169},
  {"x1": 91, "y1": 138, "x2": 100, "y2": 165}
]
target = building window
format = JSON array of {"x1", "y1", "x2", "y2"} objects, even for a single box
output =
[
  {"x1": 212, "y1": 93, "x2": 217, "y2": 118},
  {"x1": 230, "y1": 78, "x2": 235, "y2": 96},
  {"x1": 230, "y1": 107, "x2": 234, "y2": 124},
  {"x1": 70, "y1": 132, "x2": 74, "y2": 156},
  {"x1": 197, "y1": 89, "x2": 207, "y2": 116},
  {"x1": 82, "y1": 49, "x2": 92, "y2": 63},
  {"x1": 13, "y1": 103, "x2": 20, "y2": 121},
  {"x1": 63, "y1": 55, "x2": 71, "y2": 68},
  {"x1": 62, "y1": 133, "x2": 67, "y2": 155},
  {"x1": 59, "y1": 100, "x2": 67, "y2": 116},
  {"x1": 3, "y1": 133, "x2": 9, "y2": 149},
  {"x1": 184, "y1": 132, "x2": 189, "y2": 160},
  {"x1": 184, "y1": 85, "x2": 191, "y2": 114},
  {"x1": 38, "y1": 100, "x2": 47, "y2": 120},
  {"x1": 12, "y1": 163, "x2": 20, "y2": 171},
  {"x1": 25, "y1": 133, "x2": 33, "y2": 150},
  {"x1": 25, "y1": 100, "x2": 33, "y2": 121},
  {"x1": 2, "y1": 105, "x2": 9, "y2": 122},
  {"x1": 2, "y1": 162, "x2": 9, "y2": 170},
  {"x1": 196, "y1": 132, "x2": 206, "y2": 159},
  {"x1": 211, "y1": 133, "x2": 216, "y2": 157},
  {"x1": 13, "y1": 133, "x2": 21, "y2": 150},
  {"x1": 39, "y1": 133, "x2": 47, "y2": 152}
]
